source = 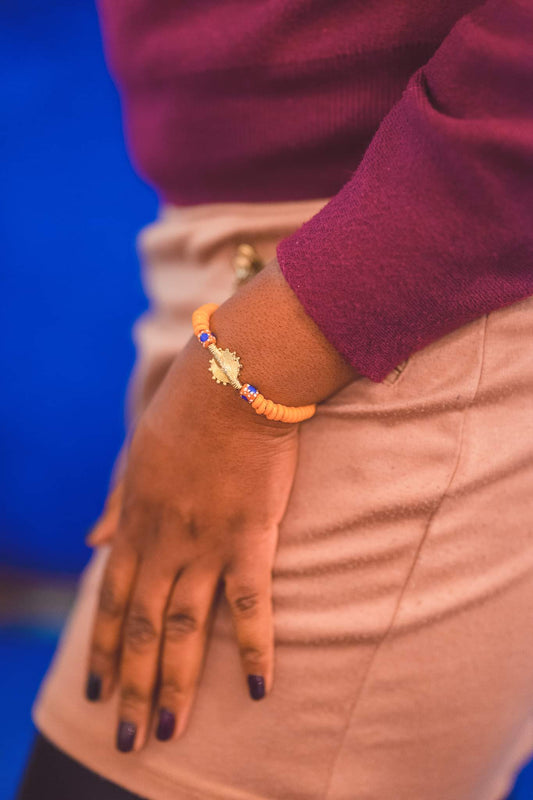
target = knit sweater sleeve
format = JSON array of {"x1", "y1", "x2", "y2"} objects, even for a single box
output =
[{"x1": 275, "y1": 0, "x2": 533, "y2": 382}]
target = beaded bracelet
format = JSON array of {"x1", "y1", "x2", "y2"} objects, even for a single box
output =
[{"x1": 192, "y1": 303, "x2": 316, "y2": 423}]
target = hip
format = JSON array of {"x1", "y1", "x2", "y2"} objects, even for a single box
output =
[{"x1": 32, "y1": 198, "x2": 533, "y2": 800}]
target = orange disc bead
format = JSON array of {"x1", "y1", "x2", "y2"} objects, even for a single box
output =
[{"x1": 192, "y1": 302, "x2": 317, "y2": 423}]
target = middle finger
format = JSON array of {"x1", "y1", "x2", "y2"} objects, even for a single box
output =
[
  {"x1": 155, "y1": 562, "x2": 220, "y2": 741},
  {"x1": 116, "y1": 558, "x2": 178, "y2": 753}
]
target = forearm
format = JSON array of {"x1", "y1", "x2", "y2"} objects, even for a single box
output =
[
  {"x1": 200, "y1": 256, "x2": 359, "y2": 409},
  {"x1": 276, "y1": 0, "x2": 533, "y2": 381}
]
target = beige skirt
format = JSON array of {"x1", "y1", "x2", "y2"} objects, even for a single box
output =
[{"x1": 33, "y1": 199, "x2": 533, "y2": 800}]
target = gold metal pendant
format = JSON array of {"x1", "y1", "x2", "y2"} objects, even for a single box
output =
[{"x1": 208, "y1": 348, "x2": 242, "y2": 386}]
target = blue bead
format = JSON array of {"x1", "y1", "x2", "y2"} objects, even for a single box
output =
[
  {"x1": 199, "y1": 332, "x2": 209, "y2": 342},
  {"x1": 248, "y1": 384, "x2": 258, "y2": 394}
]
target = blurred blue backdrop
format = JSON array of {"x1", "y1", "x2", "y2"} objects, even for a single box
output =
[
  {"x1": 0, "y1": 0, "x2": 156, "y2": 575},
  {"x1": 0, "y1": 1, "x2": 155, "y2": 794},
  {"x1": 0, "y1": 1, "x2": 531, "y2": 799}
]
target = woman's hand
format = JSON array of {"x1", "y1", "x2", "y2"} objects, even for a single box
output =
[
  {"x1": 85, "y1": 256, "x2": 358, "y2": 752},
  {"x1": 86, "y1": 333, "x2": 299, "y2": 751}
]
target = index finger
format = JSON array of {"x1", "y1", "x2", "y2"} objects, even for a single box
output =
[{"x1": 85, "y1": 539, "x2": 138, "y2": 703}]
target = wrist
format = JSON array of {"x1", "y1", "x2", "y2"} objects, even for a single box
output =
[
  {"x1": 209, "y1": 257, "x2": 358, "y2": 408},
  {"x1": 175, "y1": 334, "x2": 298, "y2": 434}
]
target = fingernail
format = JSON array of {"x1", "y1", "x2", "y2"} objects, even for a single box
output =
[
  {"x1": 156, "y1": 708, "x2": 175, "y2": 741},
  {"x1": 116, "y1": 720, "x2": 136, "y2": 752},
  {"x1": 247, "y1": 674, "x2": 265, "y2": 700},
  {"x1": 85, "y1": 672, "x2": 101, "y2": 702}
]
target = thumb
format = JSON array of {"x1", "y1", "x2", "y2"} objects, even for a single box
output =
[{"x1": 85, "y1": 480, "x2": 124, "y2": 548}]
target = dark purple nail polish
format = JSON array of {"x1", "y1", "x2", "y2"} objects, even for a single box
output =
[
  {"x1": 156, "y1": 708, "x2": 176, "y2": 741},
  {"x1": 116, "y1": 720, "x2": 136, "y2": 752},
  {"x1": 86, "y1": 672, "x2": 101, "y2": 702},
  {"x1": 247, "y1": 674, "x2": 265, "y2": 700}
]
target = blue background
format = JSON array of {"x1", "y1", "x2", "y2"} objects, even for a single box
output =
[
  {"x1": 0, "y1": 1, "x2": 531, "y2": 798},
  {"x1": 0, "y1": 1, "x2": 155, "y2": 795},
  {"x1": 0, "y1": 0, "x2": 156, "y2": 575}
]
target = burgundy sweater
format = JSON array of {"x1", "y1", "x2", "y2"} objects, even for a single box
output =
[{"x1": 97, "y1": 0, "x2": 533, "y2": 381}]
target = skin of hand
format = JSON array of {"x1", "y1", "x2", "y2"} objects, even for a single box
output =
[{"x1": 85, "y1": 256, "x2": 359, "y2": 752}]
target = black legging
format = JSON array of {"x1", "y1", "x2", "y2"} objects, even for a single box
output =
[
  {"x1": 17, "y1": 730, "x2": 518, "y2": 800},
  {"x1": 16, "y1": 733, "x2": 147, "y2": 800}
]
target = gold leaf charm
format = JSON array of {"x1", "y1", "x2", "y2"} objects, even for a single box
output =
[{"x1": 209, "y1": 348, "x2": 242, "y2": 386}]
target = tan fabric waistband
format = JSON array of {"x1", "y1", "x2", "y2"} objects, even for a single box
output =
[{"x1": 137, "y1": 197, "x2": 330, "y2": 279}]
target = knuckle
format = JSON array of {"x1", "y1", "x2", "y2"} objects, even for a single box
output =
[
  {"x1": 185, "y1": 516, "x2": 200, "y2": 541},
  {"x1": 165, "y1": 608, "x2": 199, "y2": 639},
  {"x1": 240, "y1": 644, "x2": 267, "y2": 666},
  {"x1": 173, "y1": 506, "x2": 200, "y2": 541},
  {"x1": 159, "y1": 678, "x2": 187, "y2": 699},
  {"x1": 98, "y1": 580, "x2": 125, "y2": 619},
  {"x1": 228, "y1": 587, "x2": 261, "y2": 618},
  {"x1": 118, "y1": 496, "x2": 154, "y2": 544},
  {"x1": 124, "y1": 608, "x2": 158, "y2": 650},
  {"x1": 120, "y1": 683, "x2": 151, "y2": 707},
  {"x1": 225, "y1": 510, "x2": 248, "y2": 532},
  {"x1": 90, "y1": 641, "x2": 116, "y2": 666}
]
